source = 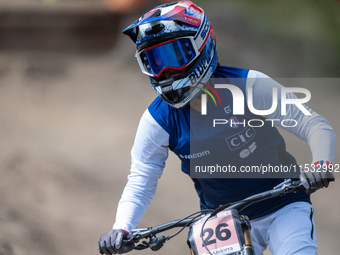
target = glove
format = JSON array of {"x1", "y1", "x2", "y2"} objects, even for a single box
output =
[
  {"x1": 98, "y1": 229, "x2": 134, "y2": 255},
  {"x1": 300, "y1": 161, "x2": 335, "y2": 194}
]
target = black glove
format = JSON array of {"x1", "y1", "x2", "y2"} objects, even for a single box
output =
[
  {"x1": 300, "y1": 166, "x2": 335, "y2": 194},
  {"x1": 98, "y1": 229, "x2": 134, "y2": 255}
]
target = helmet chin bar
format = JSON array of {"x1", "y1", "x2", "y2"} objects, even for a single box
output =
[
  {"x1": 172, "y1": 87, "x2": 202, "y2": 109},
  {"x1": 150, "y1": 76, "x2": 190, "y2": 106},
  {"x1": 161, "y1": 88, "x2": 189, "y2": 105}
]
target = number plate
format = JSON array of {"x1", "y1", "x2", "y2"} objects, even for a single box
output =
[{"x1": 191, "y1": 210, "x2": 242, "y2": 255}]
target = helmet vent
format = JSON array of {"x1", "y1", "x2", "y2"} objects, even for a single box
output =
[
  {"x1": 145, "y1": 23, "x2": 165, "y2": 36},
  {"x1": 174, "y1": 20, "x2": 183, "y2": 26}
]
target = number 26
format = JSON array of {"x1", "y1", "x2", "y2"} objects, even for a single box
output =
[{"x1": 200, "y1": 223, "x2": 232, "y2": 247}]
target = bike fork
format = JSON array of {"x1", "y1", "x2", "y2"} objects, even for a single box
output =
[{"x1": 242, "y1": 216, "x2": 255, "y2": 255}]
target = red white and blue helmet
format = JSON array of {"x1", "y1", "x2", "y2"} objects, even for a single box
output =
[{"x1": 123, "y1": 1, "x2": 218, "y2": 109}]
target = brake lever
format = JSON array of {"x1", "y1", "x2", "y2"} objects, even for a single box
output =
[
  {"x1": 291, "y1": 180, "x2": 304, "y2": 189},
  {"x1": 149, "y1": 235, "x2": 168, "y2": 251},
  {"x1": 273, "y1": 179, "x2": 292, "y2": 190},
  {"x1": 122, "y1": 233, "x2": 141, "y2": 245},
  {"x1": 273, "y1": 179, "x2": 304, "y2": 193},
  {"x1": 133, "y1": 235, "x2": 169, "y2": 251},
  {"x1": 133, "y1": 243, "x2": 150, "y2": 250}
]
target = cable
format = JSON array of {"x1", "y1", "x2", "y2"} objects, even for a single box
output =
[{"x1": 166, "y1": 209, "x2": 214, "y2": 240}]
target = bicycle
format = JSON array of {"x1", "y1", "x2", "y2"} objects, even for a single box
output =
[{"x1": 98, "y1": 179, "x2": 305, "y2": 255}]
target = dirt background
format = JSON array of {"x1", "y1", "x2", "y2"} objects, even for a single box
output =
[{"x1": 0, "y1": 1, "x2": 339, "y2": 255}]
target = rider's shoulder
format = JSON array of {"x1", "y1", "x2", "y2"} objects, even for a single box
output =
[
  {"x1": 214, "y1": 65, "x2": 250, "y2": 78},
  {"x1": 215, "y1": 65, "x2": 271, "y2": 80}
]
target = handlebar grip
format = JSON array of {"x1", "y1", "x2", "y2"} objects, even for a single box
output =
[{"x1": 98, "y1": 233, "x2": 135, "y2": 254}]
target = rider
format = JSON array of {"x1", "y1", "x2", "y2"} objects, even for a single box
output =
[{"x1": 99, "y1": 2, "x2": 336, "y2": 254}]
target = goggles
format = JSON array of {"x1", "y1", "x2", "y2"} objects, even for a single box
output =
[{"x1": 136, "y1": 37, "x2": 199, "y2": 78}]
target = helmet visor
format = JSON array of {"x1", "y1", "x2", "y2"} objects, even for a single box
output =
[{"x1": 136, "y1": 37, "x2": 199, "y2": 77}]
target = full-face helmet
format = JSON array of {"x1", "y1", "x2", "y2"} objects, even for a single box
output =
[{"x1": 123, "y1": 1, "x2": 218, "y2": 109}]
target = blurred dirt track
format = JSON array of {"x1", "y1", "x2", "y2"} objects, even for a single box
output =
[{"x1": 0, "y1": 1, "x2": 339, "y2": 255}]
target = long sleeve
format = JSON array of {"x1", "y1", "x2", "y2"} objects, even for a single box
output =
[
  {"x1": 246, "y1": 70, "x2": 336, "y2": 163},
  {"x1": 113, "y1": 109, "x2": 170, "y2": 233}
]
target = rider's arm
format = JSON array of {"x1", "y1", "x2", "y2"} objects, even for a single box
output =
[
  {"x1": 246, "y1": 70, "x2": 336, "y2": 164},
  {"x1": 113, "y1": 109, "x2": 169, "y2": 233}
]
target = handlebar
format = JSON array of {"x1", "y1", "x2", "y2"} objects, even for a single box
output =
[
  {"x1": 211, "y1": 179, "x2": 303, "y2": 216},
  {"x1": 98, "y1": 179, "x2": 304, "y2": 253}
]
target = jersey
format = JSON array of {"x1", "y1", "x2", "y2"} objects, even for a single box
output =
[{"x1": 113, "y1": 66, "x2": 336, "y2": 233}]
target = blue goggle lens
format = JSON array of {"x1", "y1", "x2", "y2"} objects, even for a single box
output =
[{"x1": 140, "y1": 38, "x2": 196, "y2": 77}]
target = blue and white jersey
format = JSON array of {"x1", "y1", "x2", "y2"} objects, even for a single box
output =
[{"x1": 113, "y1": 66, "x2": 336, "y2": 233}]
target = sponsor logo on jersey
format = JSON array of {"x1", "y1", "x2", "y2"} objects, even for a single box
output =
[
  {"x1": 225, "y1": 126, "x2": 256, "y2": 151},
  {"x1": 224, "y1": 105, "x2": 231, "y2": 114},
  {"x1": 179, "y1": 150, "x2": 210, "y2": 159},
  {"x1": 239, "y1": 142, "x2": 257, "y2": 158}
]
